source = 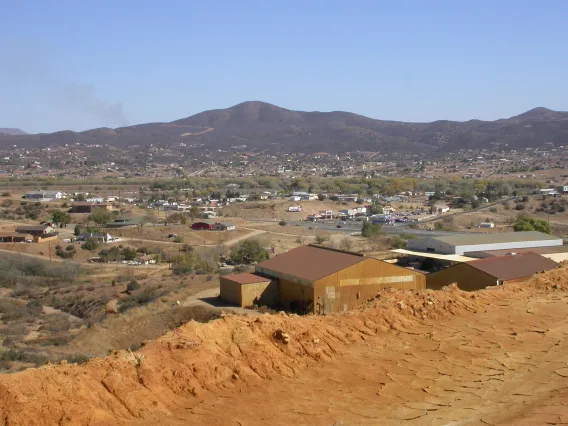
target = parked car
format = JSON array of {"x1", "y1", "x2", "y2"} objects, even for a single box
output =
[{"x1": 337, "y1": 224, "x2": 342, "y2": 228}]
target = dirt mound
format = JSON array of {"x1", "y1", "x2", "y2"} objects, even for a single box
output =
[{"x1": 0, "y1": 266, "x2": 567, "y2": 425}]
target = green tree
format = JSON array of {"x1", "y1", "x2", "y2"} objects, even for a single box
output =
[
  {"x1": 513, "y1": 214, "x2": 552, "y2": 234},
  {"x1": 189, "y1": 206, "x2": 200, "y2": 222},
  {"x1": 122, "y1": 247, "x2": 138, "y2": 261},
  {"x1": 88, "y1": 208, "x2": 112, "y2": 226},
  {"x1": 230, "y1": 238, "x2": 269, "y2": 264},
  {"x1": 361, "y1": 221, "x2": 382, "y2": 238},
  {"x1": 52, "y1": 210, "x2": 71, "y2": 227},
  {"x1": 82, "y1": 237, "x2": 99, "y2": 251},
  {"x1": 73, "y1": 224, "x2": 80, "y2": 236}
]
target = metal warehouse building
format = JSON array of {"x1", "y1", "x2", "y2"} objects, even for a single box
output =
[
  {"x1": 222, "y1": 244, "x2": 426, "y2": 314},
  {"x1": 406, "y1": 231, "x2": 563, "y2": 256},
  {"x1": 427, "y1": 252, "x2": 557, "y2": 291}
]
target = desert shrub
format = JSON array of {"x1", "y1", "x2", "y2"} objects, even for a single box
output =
[
  {"x1": 515, "y1": 203, "x2": 526, "y2": 211},
  {"x1": 65, "y1": 354, "x2": 91, "y2": 364},
  {"x1": 40, "y1": 314, "x2": 71, "y2": 333},
  {"x1": 173, "y1": 235, "x2": 184, "y2": 243},
  {"x1": 339, "y1": 237, "x2": 353, "y2": 251},
  {"x1": 3, "y1": 322, "x2": 28, "y2": 336},
  {"x1": 314, "y1": 234, "x2": 328, "y2": 244},
  {"x1": 0, "y1": 349, "x2": 47, "y2": 366},
  {"x1": 389, "y1": 236, "x2": 407, "y2": 249},
  {"x1": 118, "y1": 287, "x2": 164, "y2": 313},
  {"x1": 361, "y1": 221, "x2": 382, "y2": 238},
  {"x1": 56, "y1": 245, "x2": 76, "y2": 259},
  {"x1": 489, "y1": 207, "x2": 498, "y2": 213},
  {"x1": 279, "y1": 220, "x2": 287, "y2": 226},
  {"x1": 126, "y1": 280, "x2": 141, "y2": 292},
  {"x1": 82, "y1": 238, "x2": 99, "y2": 251}
]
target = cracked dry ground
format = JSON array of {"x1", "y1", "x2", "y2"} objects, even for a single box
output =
[{"x1": 165, "y1": 293, "x2": 568, "y2": 426}]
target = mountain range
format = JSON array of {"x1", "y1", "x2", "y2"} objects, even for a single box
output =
[
  {"x1": 1, "y1": 102, "x2": 568, "y2": 155},
  {"x1": 0, "y1": 128, "x2": 27, "y2": 136}
]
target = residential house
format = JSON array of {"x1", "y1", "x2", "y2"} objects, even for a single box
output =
[
  {"x1": 0, "y1": 233, "x2": 33, "y2": 243},
  {"x1": 137, "y1": 254, "x2": 156, "y2": 265},
  {"x1": 23, "y1": 190, "x2": 64, "y2": 200},
  {"x1": 15, "y1": 224, "x2": 56, "y2": 237},
  {"x1": 213, "y1": 222, "x2": 236, "y2": 231},
  {"x1": 78, "y1": 232, "x2": 114, "y2": 243}
]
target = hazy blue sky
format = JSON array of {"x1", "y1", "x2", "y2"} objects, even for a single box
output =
[{"x1": 1, "y1": 0, "x2": 567, "y2": 133}]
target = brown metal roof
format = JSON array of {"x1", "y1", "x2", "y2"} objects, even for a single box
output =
[
  {"x1": 256, "y1": 245, "x2": 364, "y2": 282},
  {"x1": 222, "y1": 273, "x2": 271, "y2": 285},
  {"x1": 466, "y1": 253, "x2": 557, "y2": 281}
]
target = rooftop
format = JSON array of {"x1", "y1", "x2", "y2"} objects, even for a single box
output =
[
  {"x1": 466, "y1": 253, "x2": 558, "y2": 281},
  {"x1": 222, "y1": 273, "x2": 271, "y2": 285},
  {"x1": 432, "y1": 231, "x2": 561, "y2": 246},
  {"x1": 465, "y1": 245, "x2": 568, "y2": 258},
  {"x1": 256, "y1": 245, "x2": 364, "y2": 282},
  {"x1": 15, "y1": 225, "x2": 50, "y2": 232}
]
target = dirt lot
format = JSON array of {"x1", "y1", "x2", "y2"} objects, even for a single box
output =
[
  {"x1": 2, "y1": 266, "x2": 568, "y2": 425},
  {"x1": 110, "y1": 224, "x2": 251, "y2": 246}
]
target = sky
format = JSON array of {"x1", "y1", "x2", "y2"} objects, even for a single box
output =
[{"x1": 1, "y1": 0, "x2": 567, "y2": 133}]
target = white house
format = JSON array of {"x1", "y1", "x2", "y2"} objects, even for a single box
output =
[
  {"x1": 433, "y1": 204, "x2": 450, "y2": 214},
  {"x1": 24, "y1": 190, "x2": 64, "y2": 200}
]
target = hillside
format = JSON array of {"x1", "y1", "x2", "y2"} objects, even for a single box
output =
[
  {"x1": 1, "y1": 102, "x2": 568, "y2": 154},
  {"x1": 1, "y1": 268, "x2": 568, "y2": 425},
  {"x1": 0, "y1": 128, "x2": 26, "y2": 136}
]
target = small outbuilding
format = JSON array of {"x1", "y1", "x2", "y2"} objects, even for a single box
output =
[
  {"x1": 220, "y1": 273, "x2": 276, "y2": 307},
  {"x1": 426, "y1": 252, "x2": 557, "y2": 291}
]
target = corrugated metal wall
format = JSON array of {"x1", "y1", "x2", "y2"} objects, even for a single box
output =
[
  {"x1": 241, "y1": 281, "x2": 278, "y2": 307},
  {"x1": 219, "y1": 277, "x2": 243, "y2": 306},
  {"x1": 426, "y1": 264, "x2": 496, "y2": 291},
  {"x1": 278, "y1": 278, "x2": 314, "y2": 312},
  {"x1": 314, "y1": 258, "x2": 426, "y2": 314}
]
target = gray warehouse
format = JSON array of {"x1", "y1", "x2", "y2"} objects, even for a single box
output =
[{"x1": 406, "y1": 231, "x2": 563, "y2": 255}]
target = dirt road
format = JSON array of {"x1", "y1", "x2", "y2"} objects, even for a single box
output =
[{"x1": 2, "y1": 270, "x2": 568, "y2": 425}]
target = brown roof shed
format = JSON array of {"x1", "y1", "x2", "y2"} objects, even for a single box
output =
[
  {"x1": 255, "y1": 245, "x2": 364, "y2": 282},
  {"x1": 466, "y1": 253, "x2": 557, "y2": 281},
  {"x1": 221, "y1": 273, "x2": 270, "y2": 285}
]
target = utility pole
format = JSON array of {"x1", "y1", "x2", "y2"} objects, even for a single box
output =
[{"x1": 49, "y1": 239, "x2": 52, "y2": 262}]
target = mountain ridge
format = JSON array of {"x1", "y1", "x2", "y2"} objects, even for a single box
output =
[{"x1": 1, "y1": 102, "x2": 568, "y2": 154}]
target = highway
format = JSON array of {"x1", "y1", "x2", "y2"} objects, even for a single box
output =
[{"x1": 248, "y1": 219, "x2": 469, "y2": 238}]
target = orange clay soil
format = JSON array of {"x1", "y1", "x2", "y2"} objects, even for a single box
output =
[{"x1": 2, "y1": 267, "x2": 568, "y2": 425}]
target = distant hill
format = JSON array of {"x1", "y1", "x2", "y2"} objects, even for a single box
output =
[
  {"x1": 0, "y1": 128, "x2": 27, "y2": 136},
  {"x1": 1, "y1": 102, "x2": 567, "y2": 154}
]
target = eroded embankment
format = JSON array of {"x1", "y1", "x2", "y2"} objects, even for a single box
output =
[{"x1": 0, "y1": 267, "x2": 566, "y2": 426}]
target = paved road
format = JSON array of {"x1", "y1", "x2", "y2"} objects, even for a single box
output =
[{"x1": 279, "y1": 220, "x2": 469, "y2": 238}]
